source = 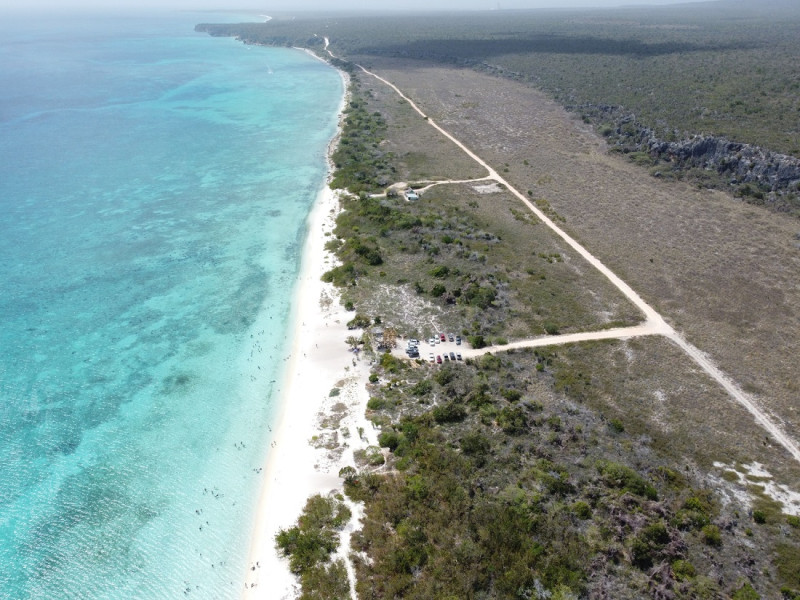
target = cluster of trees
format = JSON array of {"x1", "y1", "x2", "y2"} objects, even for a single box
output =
[
  {"x1": 275, "y1": 494, "x2": 352, "y2": 599},
  {"x1": 330, "y1": 99, "x2": 394, "y2": 194}
]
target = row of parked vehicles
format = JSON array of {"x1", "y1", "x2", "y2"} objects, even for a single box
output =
[
  {"x1": 430, "y1": 351, "x2": 462, "y2": 364},
  {"x1": 428, "y1": 333, "x2": 461, "y2": 345},
  {"x1": 404, "y1": 335, "x2": 462, "y2": 363}
]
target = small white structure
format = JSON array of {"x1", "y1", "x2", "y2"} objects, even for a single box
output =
[{"x1": 404, "y1": 188, "x2": 419, "y2": 201}]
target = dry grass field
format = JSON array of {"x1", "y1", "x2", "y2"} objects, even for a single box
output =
[
  {"x1": 351, "y1": 56, "x2": 800, "y2": 486},
  {"x1": 361, "y1": 78, "x2": 479, "y2": 183}
]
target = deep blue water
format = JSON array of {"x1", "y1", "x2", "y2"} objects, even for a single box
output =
[{"x1": 0, "y1": 11, "x2": 343, "y2": 599}]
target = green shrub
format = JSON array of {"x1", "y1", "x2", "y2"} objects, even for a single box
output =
[
  {"x1": 572, "y1": 501, "x2": 592, "y2": 519},
  {"x1": 674, "y1": 508, "x2": 710, "y2": 531},
  {"x1": 628, "y1": 151, "x2": 656, "y2": 167},
  {"x1": 684, "y1": 492, "x2": 714, "y2": 514},
  {"x1": 702, "y1": 524, "x2": 722, "y2": 547},
  {"x1": 430, "y1": 283, "x2": 446, "y2": 297},
  {"x1": 631, "y1": 522, "x2": 670, "y2": 569},
  {"x1": 365, "y1": 445, "x2": 385, "y2": 466},
  {"x1": 322, "y1": 262, "x2": 357, "y2": 287},
  {"x1": 775, "y1": 542, "x2": 800, "y2": 588},
  {"x1": 462, "y1": 283, "x2": 496, "y2": 309},
  {"x1": 731, "y1": 582, "x2": 760, "y2": 600},
  {"x1": 379, "y1": 352, "x2": 403, "y2": 373},
  {"x1": 598, "y1": 123, "x2": 615, "y2": 137},
  {"x1": 460, "y1": 431, "x2": 490, "y2": 457},
  {"x1": 674, "y1": 491, "x2": 715, "y2": 530},
  {"x1": 338, "y1": 466, "x2": 358, "y2": 485},
  {"x1": 672, "y1": 559, "x2": 696, "y2": 581},
  {"x1": 299, "y1": 559, "x2": 350, "y2": 599},
  {"x1": 597, "y1": 460, "x2": 658, "y2": 500},
  {"x1": 433, "y1": 402, "x2": 467, "y2": 424},
  {"x1": 410, "y1": 379, "x2": 433, "y2": 396},
  {"x1": 541, "y1": 470, "x2": 575, "y2": 496},
  {"x1": 275, "y1": 494, "x2": 352, "y2": 575},
  {"x1": 352, "y1": 241, "x2": 383, "y2": 265},
  {"x1": 608, "y1": 418, "x2": 625, "y2": 433},
  {"x1": 543, "y1": 321, "x2": 560, "y2": 335},
  {"x1": 479, "y1": 353, "x2": 502, "y2": 372},
  {"x1": 378, "y1": 430, "x2": 400, "y2": 451},
  {"x1": 434, "y1": 368, "x2": 455, "y2": 386},
  {"x1": 498, "y1": 406, "x2": 528, "y2": 435},
  {"x1": 367, "y1": 397, "x2": 385, "y2": 410},
  {"x1": 468, "y1": 334, "x2": 487, "y2": 349},
  {"x1": 346, "y1": 313, "x2": 371, "y2": 329}
]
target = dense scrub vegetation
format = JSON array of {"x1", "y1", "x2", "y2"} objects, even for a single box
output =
[
  {"x1": 275, "y1": 493, "x2": 352, "y2": 599},
  {"x1": 198, "y1": 0, "x2": 800, "y2": 213},
  {"x1": 352, "y1": 349, "x2": 800, "y2": 599},
  {"x1": 330, "y1": 98, "x2": 395, "y2": 194},
  {"x1": 322, "y1": 180, "x2": 639, "y2": 343}
]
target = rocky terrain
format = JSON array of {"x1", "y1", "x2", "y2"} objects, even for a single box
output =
[{"x1": 577, "y1": 103, "x2": 800, "y2": 212}]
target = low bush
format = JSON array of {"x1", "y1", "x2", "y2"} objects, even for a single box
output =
[
  {"x1": 468, "y1": 334, "x2": 487, "y2": 349},
  {"x1": 597, "y1": 460, "x2": 658, "y2": 500},
  {"x1": 432, "y1": 402, "x2": 467, "y2": 423},
  {"x1": 276, "y1": 494, "x2": 352, "y2": 575},
  {"x1": 702, "y1": 524, "x2": 722, "y2": 547}
]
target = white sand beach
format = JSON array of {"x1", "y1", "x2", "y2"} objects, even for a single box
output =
[
  {"x1": 241, "y1": 183, "x2": 375, "y2": 598},
  {"x1": 236, "y1": 59, "x2": 371, "y2": 599}
]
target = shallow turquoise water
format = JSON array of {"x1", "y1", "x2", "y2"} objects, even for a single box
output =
[{"x1": 0, "y1": 11, "x2": 343, "y2": 599}]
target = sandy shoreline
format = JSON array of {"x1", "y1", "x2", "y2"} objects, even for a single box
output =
[{"x1": 241, "y1": 62, "x2": 371, "y2": 599}]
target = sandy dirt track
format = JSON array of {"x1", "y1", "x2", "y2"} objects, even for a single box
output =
[{"x1": 357, "y1": 63, "x2": 800, "y2": 465}]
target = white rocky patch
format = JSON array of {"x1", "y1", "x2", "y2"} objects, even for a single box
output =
[
  {"x1": 472, "y1": 182, "x2": 504, "y2": 194},
  {"x1": 713, "y1": 461, "x2": 800, "y2": 516}
]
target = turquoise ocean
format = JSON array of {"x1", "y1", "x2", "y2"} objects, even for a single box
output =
[{"x1": 0, "y1": 10, "x2": 343, "y2": 599}]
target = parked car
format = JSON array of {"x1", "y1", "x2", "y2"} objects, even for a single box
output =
[
  {"x1": 448, "y1": 333, "x2": 454, "y2": 342},
  {"x1": 444, "y1": 354, "x2": 450, "y2": 361},
  {"x1": 410, "y1": 338, "x2": 419, "y2": 346},
  {"x1": 436, "y1": 355, "x2": 442, "y2": 364},
  {"x1": 428, "y1": 337, "x2": 436, "y2": 346},
  {"x1": 439, "y1": 333, "x2": 446, "y2": 342},
  {"x1": 456, "y1": 335, "x2": 462, "y2": 345},
  {"x1": 429, "y1": 353, "x2": 435, "y2": 362},
  {"x1": 456, "y1": 352, "x2": 462, "y2": 361},
  {"x1": 449, "y1": 352, "x2": 456, "y2": 361}
]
